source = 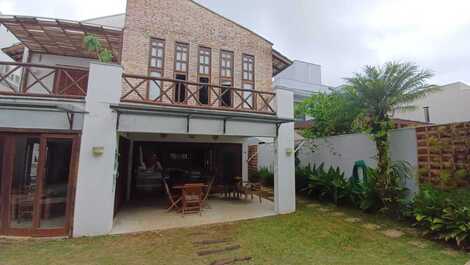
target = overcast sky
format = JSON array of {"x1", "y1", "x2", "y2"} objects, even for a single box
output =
[{"x1": 1, "y1": 0, "x2": 469, "y2": 87}]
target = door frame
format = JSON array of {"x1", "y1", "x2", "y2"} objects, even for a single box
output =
[{"x1": 0, "y1": 132, "x2": 80, "y2": 237}]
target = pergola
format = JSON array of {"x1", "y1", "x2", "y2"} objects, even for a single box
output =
[{"x1": 0, "y1": 15, "x2": 123, "y2": 62}]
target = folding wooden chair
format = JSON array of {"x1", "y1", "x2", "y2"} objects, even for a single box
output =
[
  {"x1": 163, "y1": 178, "x2": 181, "y2": 212},
  {"x1": 181, "y1": 184, "x2": 204, "y2": 216}
]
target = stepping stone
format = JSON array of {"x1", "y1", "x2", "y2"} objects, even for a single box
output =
[
  {"x1": 210, "y1": 257, "x2": 252, "y2": 265},
  {"x1": 408, "y1": 240, "x2": 428, "y2": 249},
  {"x1": 441, "y1": 249, "x2": 459, "y2": 257},
  {"x1": 318, "y1": 208, "x2": 331, "y2": 212},
  {"x1": 402, "y1": 227, "x2": 419, "y2": 237},
  {"x1": 344, "y1": 218, "x2": 361, "y2": 223},
  {"x1": 382, "y1": 229, "x2": 404, "y2": 238},
  {"x1": 330, "y1": 212, "x2": 345, "y2": 217},
  {"x1": 197, "y1": 245, "x2": 241, "y2": 256},
  {"x1": 362, "y1": 223, "x2": 381, "y2": 230},
  {"x1": 465, "y1": 260, "x2": 470, "y2": 265},
  {"x1": 193, "y1": 239, "x2": 231, "y2": 245},
  {"x1": 306, "y1": 203, "x2": 321, "y2": 208}
]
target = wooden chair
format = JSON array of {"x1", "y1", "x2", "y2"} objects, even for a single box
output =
[
  {"x1": 163, "y1": 178, "x2": 181, "y2": 212},
  {"x1": 181, "y1": 184, "x2": 204, "y2": 216},
  {"x1": 16, "y1": 186, "x2": 34, "y2": 224},
  {"x1": 236, "y1": 181, "x2": 263, "y2": 204},
  {"x1": 202, "y1": 176, "x2": 215, "y2": 209}
]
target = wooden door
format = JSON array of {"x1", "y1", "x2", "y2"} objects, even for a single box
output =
[{"x1": 2, "y1": 133, "x2": 78, "y2": 237}]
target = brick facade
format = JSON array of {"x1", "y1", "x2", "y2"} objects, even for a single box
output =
[
  {"x1": 416, "y1": 122, "x2": 470, "y2": 187},
  {"x1": 121, "y1": 0, "x2": 273, "y2": 100}
]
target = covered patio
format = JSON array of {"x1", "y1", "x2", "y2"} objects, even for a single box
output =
[{"x1": 111, "y1": 197, "x2": 275, "y2": 234}]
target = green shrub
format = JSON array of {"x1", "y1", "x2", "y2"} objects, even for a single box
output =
[
  {"x1": 303, "y1": 164, "x2": 350, "y2": 205},
  {"x1": 256, "y1": 167, "x2": 274, "y2": 187},
  {"x1": 349, "y1": 170, "x2": 382, "y2": 212},
  {"x1": 413, "y1": 185, "x2": 470, "y2": 249},
  {"x1": 295, "y1": 165, "x2": 313, "y2": 192}
]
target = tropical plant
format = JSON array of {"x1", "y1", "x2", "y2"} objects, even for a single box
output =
[
  {"x1": 349, "y1": 168, "x2": 382, "y2": 212},
  {"x1": 295, "y1": 165, "x2": 313, "y2": 192},
  {"x1": 345, "y1": 62, "x2": 437, "y2": 212},
  {"x1": 303, "y1": 164, "x2": 350, "y2": 205},
  {"x1": 84, "y1": 34, "x2": 114, "y2": 63},
  {"x1": 413, "y1": 185, "x2": 470, "y2": 249},
  {"x1": 296, "y1": 90, "x2": 362, "y2": 138},
  {"x1": 255, "y1": 167, "x2": 274, "y2": 187}
]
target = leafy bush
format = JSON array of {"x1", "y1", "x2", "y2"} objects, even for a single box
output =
[
  {"x1": 303, "y1": 164, "x2": 350, "y2": 205},
  {"x1": 413, "y1": 185, "x2": 470, "y2": 249},
  {"x1": 295, "y1": 165, "x2": 313, "y2": 192},
  {"x1": 349, "y1": 170, "x2": 382, "y2": 212},
  {"x1": 255, "y1": 167, "x2": 274, "y2": 187}
]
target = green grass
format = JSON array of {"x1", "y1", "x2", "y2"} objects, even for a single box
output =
[{"x1": 1, "y1": 200, "x2": 469, "y2": 265}]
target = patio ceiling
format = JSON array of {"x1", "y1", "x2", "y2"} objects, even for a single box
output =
[
  {"x1": 0, "y1": 15, "x2": 123, "y2": 62},
  {"x1": 272, "y1": 49, "x2": 292, "y2": 76}
]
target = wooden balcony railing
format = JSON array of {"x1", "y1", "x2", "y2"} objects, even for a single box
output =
[
  {"x1": 121, "y1": 74, "x2": 276, "y2": 114},
  {"x1": 0, "y1": 62, "x2": 89, "y2": 99}
]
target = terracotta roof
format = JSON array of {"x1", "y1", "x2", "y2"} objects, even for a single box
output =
[{"x1": 0, "y1": 15, "x2": 123, "y2": 62}]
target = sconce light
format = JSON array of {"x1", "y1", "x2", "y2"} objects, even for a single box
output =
[
  {"x1": 286, "y1": 148, "x2": 294, "y2": 156},
  {"x1": 92, "y1": 146, "x2": 105, "y2": 157}
]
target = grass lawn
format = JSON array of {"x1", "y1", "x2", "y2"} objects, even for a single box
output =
[{"x1": 1, "y1": 200, "x2": 469, "y2": 265}]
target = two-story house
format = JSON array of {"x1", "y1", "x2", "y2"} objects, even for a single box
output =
[{"x1": 0, "y1": 0, "x2": 295, "y2": 237}]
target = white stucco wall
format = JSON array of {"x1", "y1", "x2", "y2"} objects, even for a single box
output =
[
  {"x1": 274, "y1": 88, "x2": 296, "y2": 214},
  {"x1": 259, "y1": 128, "x2": 419, "y2": 194},
  {"x1": 73, "y1": 63, "x2": 123, "y2": 237},
  {"x1": 394, "y1": 82, "x2": 470, "y2": 124}
]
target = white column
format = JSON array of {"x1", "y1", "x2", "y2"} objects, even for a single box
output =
[
  {"x1": 73, "y1": 63, "x2": 123, "y2": 237},
  {"x1": 242, "y1": 142, "x2": 249, "y2": 182},
  {"x1": 274, "y1": 88, "x2": 296, "y2": 214}
]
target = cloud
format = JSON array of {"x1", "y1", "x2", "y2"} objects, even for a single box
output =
[{"x1": 1, "y1": 0, "x2": 468, "y2": 86}]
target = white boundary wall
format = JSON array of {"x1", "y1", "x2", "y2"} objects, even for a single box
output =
[{"x1": 258, "y1": 128, "x2": 419, "y2": 195}]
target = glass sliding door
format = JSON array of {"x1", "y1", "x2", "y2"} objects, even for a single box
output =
[
  {"x1": 0, "y1": 133, "x2": 78, "y2": 237},
  {"x1": 9, "y1": 136, "x2": 40, "y2": 229},
  {"x1": 0, "y1": 136, "x2": 5, "y2": 232},
  {"x1": 39, "y1": 138, "x2": 73, "y2": 229}
]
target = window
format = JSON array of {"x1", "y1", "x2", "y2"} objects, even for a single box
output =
[
  {"x1": 242, "y1": 54, "x2": 255, "y2": 109},
  {"x1": 148, "y1": 38, "x2": 165, "y2": 100},
  {"x1": 175, "y1": 43, "x2": 189, "y2": 73},
  {"x1": 220, "y1": 50, "x2": 234, "y2": 107},
  {"x1": 174, "y1": 43, "x2": 189, "y2": 103},
  {"x1": 198, "y1": 47, "x2": 211, "y2": 105}
]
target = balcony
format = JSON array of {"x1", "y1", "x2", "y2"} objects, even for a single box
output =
[
  {"x1": 121, "y1": 74, "x2": 276, "y2": 115},
  {"x1": 0, "y1": 62, "x2": 89, "y2": 99}
]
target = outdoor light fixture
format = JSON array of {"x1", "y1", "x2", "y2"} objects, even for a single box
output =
[
  {"x1": 92, "y1": 146, "x2": 105, "y2": 157},
  {"x1": 286, "y1": 148, "x2": 294, "y2": 156}
]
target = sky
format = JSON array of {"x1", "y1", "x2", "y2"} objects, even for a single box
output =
[{"x1": 1, "y1": 0, "x2": 469, "y2": 87}]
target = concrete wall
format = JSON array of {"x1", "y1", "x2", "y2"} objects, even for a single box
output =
[
  {"x1": 73, "y1": 63, "x2": 122, "y2": 237},
  {"x1": 274, "y1": 88, "x2": 296, "y2": 214},
  {"x1": 259, "y1": 128, "x2": 419, "y2": 195},
  {"x1": 394, "y1": 82, "x2": 470, "y2": 124},
  {"x1": 0, "y1": 97, "x2": 85, "y2": 130},
  {"x1": 273, "y1": 60, "x2": 331, "y2": 102},
  {"x1": 118, "y1": 114, "x2": 278, "y2": 138}
]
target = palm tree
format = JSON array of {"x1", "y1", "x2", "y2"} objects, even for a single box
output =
[{"x1": 344, "y1": 62, "x2": 437, "y2": 203}]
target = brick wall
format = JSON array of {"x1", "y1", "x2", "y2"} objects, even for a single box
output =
[
  {"x1": 121, "y1": 0, "x2": 273, "y2": 100},
  {"x1": 416, "y1": 122, "x2": 470, "y2": 187}
]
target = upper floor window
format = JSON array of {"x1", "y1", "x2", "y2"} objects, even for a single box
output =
[
  {"x1": 220, "y1": 50, "x2": 234, "y2": 79},
  {"x1": 149, "y1": 38, "x2": 165, "y2": 71},
  {"x1": 198, "y1": 47, "x2": 211, "y2": 76},
  {"x1": 242, "y1": 54, "x2": 255, "y2": 81},
  {"x1": 175, "y1": 43, "x2": 189, "y2": 73},
  {"x1": 242, "y1": 54, "x2": 255, "y2": 109},
  {"x1": 148, "y1": 38, "x2": 165, "y2": 100},
  {"x1": 198, "y1": 47, "x2": 211, "y2": 105},
  {"x1": 220, "y1": 50, "x2": 234, "y2": 107}
]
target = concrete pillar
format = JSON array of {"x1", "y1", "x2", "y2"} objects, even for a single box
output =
[
  {"x1": 242, "y1": 143, "x2": 249, "y2": 182},
  {"x1": 73, "y1": 63, "x2": 123, "y2": 237},
  {"x1": 274, "y1": 88, "x2": 296, "y2": 214}
]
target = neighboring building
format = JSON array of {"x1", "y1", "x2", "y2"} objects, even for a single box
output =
[
  {"x1": 0, "y1": 0, "x2": 296, "y2": 238},
  {"x1": 394, "y1": 82, "x2": 470, "y2": 124},
  {"x1": 274, "y1": 60, "x2": 331, "y2": 104}
]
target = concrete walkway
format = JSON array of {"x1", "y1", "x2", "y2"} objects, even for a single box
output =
[{"x1": 111, "y1": 197, "x2": 276, "y2": 235}]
